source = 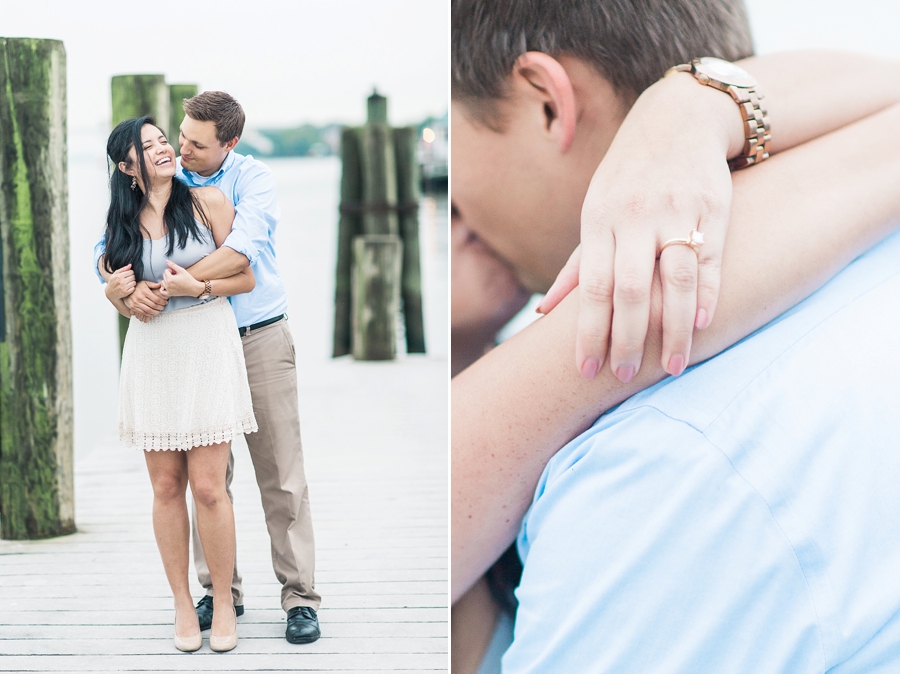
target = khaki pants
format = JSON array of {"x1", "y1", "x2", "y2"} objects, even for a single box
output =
[{"x1": 191, "y1": 318, "x2": 321, "y2": 611}]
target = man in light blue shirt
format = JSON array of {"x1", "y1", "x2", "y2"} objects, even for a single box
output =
[
  {"x1": 95, "y1": 92, "x2": 321, "y2": 644},
  {"x1": 502, "y1": 231, "x2": 900, "y2": 673}
]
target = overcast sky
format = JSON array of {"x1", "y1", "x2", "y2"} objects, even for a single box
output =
[
  {"x1": 746, "y1": 0, "x2": 900, "y2": 58},
  {"x1": 1, "y1": 0, "x2": 448, "y2": 131},
  {"x1": 4, "y1": 0, "x2": 898, "y2": 133}
]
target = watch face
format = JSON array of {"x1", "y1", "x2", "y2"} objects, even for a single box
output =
[{"x1": 694, "y1": 57, "x2": 756, "y2": 88}]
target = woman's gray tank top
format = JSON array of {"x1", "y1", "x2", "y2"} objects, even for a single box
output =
[{"x1": 141, "y1": 225, "x2": 216, "y2": 312}]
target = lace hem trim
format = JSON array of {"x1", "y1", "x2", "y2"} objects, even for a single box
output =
[{"x1": 120, "y1": 417, "x2": 258, "y2": 452}]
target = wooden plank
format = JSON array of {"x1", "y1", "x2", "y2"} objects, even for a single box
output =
[
  {"x1": 0, "y1": 636, "x2": 447, "y2": 656},
  {"x1": 0, "y1": 607, "x2": 448, "y2": 626},
  {"x1": 1, "y1": 580, "x2": 447, "y2": 599},
  {"x1": 0, "y1": 621, "x2": 448, "y2": 639},
  {"x1": 0, "y1": 568, "x2": 445, "y2": 585},
  {"x1": 6, "y1": 594, "x2": 447, "y2": 611},
  {"x1": 0, "y1": 652, "x2": 449, "y2": 671}
]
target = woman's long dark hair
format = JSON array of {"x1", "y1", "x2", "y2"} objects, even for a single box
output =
[{"x1": 103, "y1": 116, "x2": 209, "y2": 280}]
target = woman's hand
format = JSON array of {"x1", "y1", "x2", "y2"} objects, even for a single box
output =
[
  {"x1": 161, "y1": 260, "x2": 204, "y2": 298},
  {"x1": 105, "y1": 264, "x2": 136, "y2": 299},
  {"x1": 537, "y1": 73, "x2": 740, "y2": 382}
]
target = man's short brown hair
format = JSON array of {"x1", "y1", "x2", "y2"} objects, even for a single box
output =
[
  {"x1": 452, "y1": 0, "x2": 754, "y2": 121},
  {"x1": 182, "y1": 91, "x2": 246, "y2": 144}
]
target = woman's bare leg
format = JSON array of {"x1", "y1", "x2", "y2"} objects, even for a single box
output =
[
  {"x1": 187, "y1": 441, "x2": 236, "y2": 637},
  {"x1": 143, "y1": 449, "x2": 198, "y2": 638}
]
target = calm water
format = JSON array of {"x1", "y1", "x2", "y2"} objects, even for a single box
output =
[{"x1": 69, "y1": 132, "x2": 447, "y2": 459}]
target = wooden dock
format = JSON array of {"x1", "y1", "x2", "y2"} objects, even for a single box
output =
[
  {"x1": 0, "y1": 151, "x2": 448, "y2": 671},
  {"x1": 0, "y1": 356, "x2": 448, "y2": 672}
]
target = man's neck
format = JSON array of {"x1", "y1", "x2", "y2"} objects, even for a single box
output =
[{"x1": 194, "y1": 153, "x2": 229, "y2": 177}]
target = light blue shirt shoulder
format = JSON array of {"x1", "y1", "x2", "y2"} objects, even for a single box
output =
[
  {"x1": 93, "y1": 151, "x2": 288, "y2": 327},
  {"x1": 506, "y1": 230, "x2": 900, "y2": 674}
]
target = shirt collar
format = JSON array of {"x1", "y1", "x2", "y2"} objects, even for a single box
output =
[{"x1": 178, "y1": 151, "x2": 236, "y2": 186}]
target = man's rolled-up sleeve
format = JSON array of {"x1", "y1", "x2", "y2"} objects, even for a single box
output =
[
  {"x1": 223, "y1": 166, "x2": 279, "y2": 266},
  {"x1": 93, "y1": 237, "x2": 107, "y2": 284}
]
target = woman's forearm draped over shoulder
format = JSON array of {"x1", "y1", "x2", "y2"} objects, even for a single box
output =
[{"x1": 452, "y1": 103, "x2": 900, "y2": 603}]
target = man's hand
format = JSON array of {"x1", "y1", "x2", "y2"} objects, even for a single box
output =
[
  {"x1": 537, "y1": 73, "x2": 739, "y2": 382},
  {"x1": 106, "y1": 264, "x2": 136, "y2": 299},
  {"x1": 123, "y1": 279, "x2": 168, "y2": 318},
  {"x1": 161, "y1": 261, "x2": 204, "y2": 298}
]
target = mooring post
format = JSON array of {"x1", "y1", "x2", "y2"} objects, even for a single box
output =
[
  {"x1": 358, "y1": 90, "x2": 399, "y2": 237},
  {"x1": 351, "y1": 235, "x2": 403, "y2": 361},
  {"x1": 110, "y1": 74, "x2": 170, "y2": 354},
  {"x1": 333, "y1": 128, "x2": 362, "y2": 357},
  {"x1": 393, "y1": 126, "x2": 425, "y2": 353},
  {"x1": 0, "y1": 37, "x2": 75, "y2": 539},
  {"x1": 334, "y1": 90, "x2": 425, "y2": 360},
  {"x1": 167, "y1": 83, "x2": 198, "y2": 147}
]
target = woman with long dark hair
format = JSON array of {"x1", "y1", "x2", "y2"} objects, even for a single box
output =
[{"x1": 102, "y1": 116, "x2": 256, "y2": 653}]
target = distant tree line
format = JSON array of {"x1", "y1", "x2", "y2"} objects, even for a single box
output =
[
  {"x1": 235, "y1": 124, "x2": 341, "y2": 158},
  {"x1": 235, "y1": 115, "x2": 447, "y2": 160}
]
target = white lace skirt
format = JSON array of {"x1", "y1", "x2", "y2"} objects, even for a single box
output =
[{"x1": 118, "y1": 297, "x2": 258, "y2": 451}]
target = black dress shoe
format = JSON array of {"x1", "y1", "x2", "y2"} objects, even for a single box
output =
[
  {"x1": 286, "y1": 606, "x2": 320, "y2": 644},
  {"x1": 195, "y1": 595, "x2": 245, "y2": 631}
]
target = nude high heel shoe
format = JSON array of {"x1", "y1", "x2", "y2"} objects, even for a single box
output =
[
  {"x1": 174, "y1": 613, "x2": 202, "y2": 652},
  {"x1": 209, "y1": 605, "x2": 238, "y2": 652}
]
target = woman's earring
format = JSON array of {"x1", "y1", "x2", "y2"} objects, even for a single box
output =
[{"x1": 130, "y1": 176, "x2": 137, "y2": 191}]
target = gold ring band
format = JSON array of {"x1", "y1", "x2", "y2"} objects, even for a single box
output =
[{"x1": 660, "y1": 229, "x2": 704, "y2": 256}]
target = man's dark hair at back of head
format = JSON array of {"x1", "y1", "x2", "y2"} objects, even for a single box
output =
[{"x1": 452, "y1": 0, "x2": 754, "y2": 126}]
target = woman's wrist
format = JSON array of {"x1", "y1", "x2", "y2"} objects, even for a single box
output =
[{"x1": 645, "y1": 71, "x2": 746, "y2": 161}]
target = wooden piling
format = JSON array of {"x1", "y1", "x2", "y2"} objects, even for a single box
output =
[
  {"x1": 334, "y1": 91, "x2": 424, "y2": 360},
  {"x1": 352, "y1": 235, "x2": 403, "y2": 361},
  {"x1": 110, "y1": 74, "x2": 170, "y2": 353},
  {"x1": 0, "y1": 37, "x2": 75, "y2": 539},
  {"x1": 394, "y1": 126, "x2": 425, "y2": 353},
  {"x1": 358, "y1": 97, "x2": 398, "y2": 237},
  {"x1": 333, "y1": 128, "x2": 362, "y2": 357},
  {"x1": 167, "y1": 83, "x2": 198, "y2": 146}
]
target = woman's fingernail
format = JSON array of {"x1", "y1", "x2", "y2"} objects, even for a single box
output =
[
  {"x1": 695, "y1": 308, "x2": 709, "y2": 330},
  {"x1": 581, "y1": 357, "x2": 600, "y2": 380},
  {"x1": 535, "y1": 303, "x2": 545, "y2": 315},
  {"x1": 667, "y1": 354, "x2": 685, "y2": 376},
  {"x1": 615, "y1": 365, "x2": 635, "y2": 383}
]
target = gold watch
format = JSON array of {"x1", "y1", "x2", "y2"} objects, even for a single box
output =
[
  {"x1": 665, "y1": 57, "x2": 770, "y2": 171},
  {"x1": 197, "y1": 279, "x2": 212, "y2": 300}
]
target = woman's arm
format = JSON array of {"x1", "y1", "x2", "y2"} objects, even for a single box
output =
[
  {"x1": 160, "y1": 261, "x2": 256, "y2": 299},
  {"x1": 452, "y1": 102, "x2": 900, "y2": 602}
]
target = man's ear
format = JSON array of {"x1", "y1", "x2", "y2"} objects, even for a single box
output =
[
  {"x1": 514, "y1": 52, "x2": 577, "y2": 152},
  {"x1": 223, "y1": 137, "x2": 239, "y2": 152}
]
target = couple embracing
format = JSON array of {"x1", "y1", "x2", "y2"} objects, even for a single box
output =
[
  {"x1": 452, "y1": 0, "x2": 900, "y2": 672},
  {"x1": 95, "y1": 92, "x2": 319, "y2": 652}
]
